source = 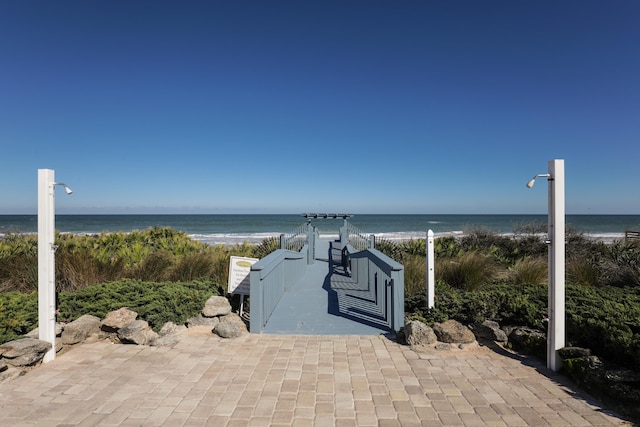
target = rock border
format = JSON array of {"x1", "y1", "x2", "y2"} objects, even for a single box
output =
[{"x1": 0, "y1": 295, "x2": 247, "y2": 383}]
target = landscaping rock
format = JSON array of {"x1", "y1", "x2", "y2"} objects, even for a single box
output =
[
  {"x1": 151, "y1": 336, "x2": 180, "y2": 347},
  {"x1": 159, "y1": 322, "x2": 187, "y2": 336},
  {"x1": 508, "y1": 327, "x2": 546, "y2": 358},
  {"x1": 101, "y1": 308, "x2": 138, "y2": 332},
  {"x1": 187, "y1": 314, "x2": 220, "y2": 328},
  {"x1": 558, "y1": 347, "x2": 592, "y2": 359},
  {"x1": 435, "y1": 343, "x2": 456, "y2": 351},
  {"x1": 0, "y1": 359, "x2": 6, "y2": 372},
  {"x1": 25, "y1": 322, "x2": 65, "y2": 339},
  {"x1": 61, "y1": 315, "x2": 101, "y2": 345},
  {"x1": 469, "y1": 320, "x2": 508, "y2": 343},
  {"x1": 202, "y1": 296, "x2": 232, "y2": 317},
  {"x1": 404, "y1": 320, "x2": 437, "y2": 346},
  {"x1": 118, "y1": 320, "x2": 159, "y2": 345},
  {"x1": 214, "y1": 313, "x2": 247, "y2": 338},
  {"x1": 0, "y1": 338, "x2": 52, "y2": 367},
  {"x1": 562, "y1": 355, "x2": 640, "y2": 422},
  {"x1": 433, "y1": 320, "x2": 476, "y2": 344}
]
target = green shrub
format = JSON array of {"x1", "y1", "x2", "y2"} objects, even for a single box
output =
[
  {"x1": 57, "y1": 279, "x2": 223, "y2": 331},
  {"x1": 0, "y1": 292, "x2": 38, "y2": 343},
  {"x1": 399, "y1": 239, "x2": 426, "y2": 257},
  {"x1": 598, "y1": 241, "x2": 640, "y2": 287},
  {"x1": 0, "y1": 280, "x2": 224, "y2": 344},
  {"x1": 565, "y1": 286, "x2": 640, "y2": 368},
  {"x1": 434, "y1": 236, "x2": 462, "y2": 258},
  {"x1": 419, "y1": 283, "x2": 547, "y2": 327},
  {"x1": 411, "y1": 281, "x2": 640, "y2": 373}
]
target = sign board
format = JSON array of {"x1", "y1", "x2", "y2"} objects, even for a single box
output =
[{"x1": 228, "y1": 256, "x2": 258, "y2": 295}]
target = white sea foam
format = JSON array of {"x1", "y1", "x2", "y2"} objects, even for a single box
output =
[{"x1": 189, "y1": 230, "x2": 626, "y2": 246}]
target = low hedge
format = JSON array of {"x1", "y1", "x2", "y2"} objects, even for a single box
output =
[
  {"x1": 0, "y1": 279, "x2": 223, "y2": 344},
  {"x1": 407, "y1": 283, "x2": 640, "y2": 371}
]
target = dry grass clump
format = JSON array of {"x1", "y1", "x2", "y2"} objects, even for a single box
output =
[
  {"x1": 435, "y1": 252, "x2": 499, "y2": 291},
  {"x1": 0, "y1": 227, "x2": 260, "y2": 293},
  {"x1": 508, "y1": 256, "x2": 547, "y2": 286}
]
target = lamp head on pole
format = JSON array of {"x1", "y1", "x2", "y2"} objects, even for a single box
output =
[{"x1": 526, "y1": 173, "x2": 551, "y2": 189}]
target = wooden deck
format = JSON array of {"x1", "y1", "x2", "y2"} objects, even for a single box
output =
[{"x1": 262, "y1": 238, "x2": 393, "y2": 336}]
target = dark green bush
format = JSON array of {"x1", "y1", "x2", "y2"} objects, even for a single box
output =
[
  {"x1": 565, "y1": 286, "x2": 640, "y2": 368},
  {"x1": 58, "y1": 279, "x2": 223, "y2": 331},
  {"x1": 0, "y1": 280, "x2": 224, "y2": 343},
  {"x1": 415, "y1": 282, "x2": 547, "y2": 328},
  {"x1": 408, "y1": 281, "x2": 640, "y2": 373},
  {"x1": 0, "y1": 292, "x2": 38, "y2": 343}
]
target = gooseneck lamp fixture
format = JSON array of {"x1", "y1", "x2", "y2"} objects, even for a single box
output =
[
  {"x1": 38, "y1": 169, "x2": 73, "y2": 363},
  {"x1": 526, "y1": 160, "x2": 565, "y2": 372}
]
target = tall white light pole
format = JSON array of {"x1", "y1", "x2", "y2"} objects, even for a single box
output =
[
  {"x1": 526, "y1": 159, "x2": 565, "y2": 372},
  {"x1": 38, "y1": 169, "x2": 72, "y2": 363}
]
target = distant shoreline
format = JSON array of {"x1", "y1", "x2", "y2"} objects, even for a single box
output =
[
  {"x1": 1, "y1": 229, "x2": 626, "y2": 246},
  {"x1": 1, "y1": 214, "x2": 637, "y2": 246}
]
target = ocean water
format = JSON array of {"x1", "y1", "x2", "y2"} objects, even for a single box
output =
[{"x1": 1, "y1": 214, "x2": 639, "y2": 245}]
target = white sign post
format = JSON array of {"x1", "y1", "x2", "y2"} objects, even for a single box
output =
[
  {"x1": 228, "y1": 256, "x2": 258, "y2": 316},
  {"x1": 426, "y1": 229, "x2": 435, "y2": 309}
]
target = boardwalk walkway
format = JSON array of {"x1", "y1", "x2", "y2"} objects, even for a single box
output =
[
  {"x1": 263, "y1": 238, "x2": 391, "y2": 335},
  {"x1": 0, "y1": 332, "x2": 630, "y2": 426}
]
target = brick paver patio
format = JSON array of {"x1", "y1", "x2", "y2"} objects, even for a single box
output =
[{"x1": 0, "y1": 332, "x2": 631, "y2": 426}]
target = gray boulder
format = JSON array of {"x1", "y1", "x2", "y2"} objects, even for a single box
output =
[
  {"x1": 508, "y1": 327, "x2": 546, "y2": 358},
  {"x1": 202, "y1": 296, "x2": 232, "y2": 317},
  {"x1": 159, "y1": 322, "x2": 187, "y2": 336},
  {"x1": 25, "y1": 322, "x2": 65, "y2": 339},
  {"x1": 101, "y1": 307, "x2": 138, "y2": 332},
  {"x1": 0, "y1": 359, "x2": 6, "y2": 372},
  {"x1": 151, "y1": 336, "x2": 180, "y2": 347},
  {"x1": 559, "y1": 347, "x2": 592, "y2": 359},
  {"x1": 187, "y1": 314, "x2": 220, "y2": 328},
  {"x1": 214, "y1": 313, "x2": 247, "y2": 338},
  {"x1": 118, "y1": 320, "x2": 159, "y2": 345},
  {"x1": 61, "y1": 315, "x2": 101, "y2": 345},
  {"x1": 469, "y1": 320, "x2": 508, "y2": 343},
  {"x1": 433, "y1": 320, "x2": 476, "y2": 344},
  {"x1": 0, "y1": 338, "x2": 52, "y2": 367},
  {"x1": 404, "y1": 320, "x2": 437, "y2": 346}
]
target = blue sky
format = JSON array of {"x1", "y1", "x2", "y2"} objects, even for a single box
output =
[{"x1": 1, "y1": 1, "x2": 638, "y2": 215}]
